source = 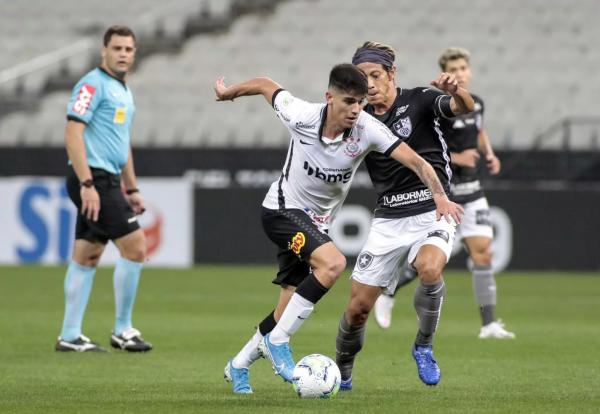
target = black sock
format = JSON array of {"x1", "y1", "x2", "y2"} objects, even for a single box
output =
[
  {"x1": 295, "y1": 272, "x2": 329, "y2": 304},
  {"x1": 258, "y1": 310, "x2": 276, "y2": 336}
]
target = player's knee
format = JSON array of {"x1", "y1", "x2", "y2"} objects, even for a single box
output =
[
  {"x1": 346, "y1": 299, "x2": 370, "y2": 325},
  {"x1": 123, "y1": 243, "x2": 146, "y2": 263},
  {"x1": 318, "y1": 254, "x2": 346, "y2": 283},
  {"x1": 80, "y1": 255, "x2": 101, "y2": 268},
  {"x1": 414, "y1": 262, "x2": 443, "y2": 284},
  {"x1": 471, "y1": 247, "x2": 492, "y2": 267}
]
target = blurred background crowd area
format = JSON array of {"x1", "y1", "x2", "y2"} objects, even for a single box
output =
[{"x1": 0, "y1": 0, "x2": 598, "y2": 154}]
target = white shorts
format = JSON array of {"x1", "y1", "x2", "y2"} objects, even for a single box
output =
[
  {"x1": 351, "y1": 210, "x2": 457, "y2": 295},
  {"x1": 456, "y1": 197, "x2": 493, "y2": 240}
]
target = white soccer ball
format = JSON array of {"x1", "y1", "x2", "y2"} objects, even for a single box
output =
[{"x1": 292, "y1": 354, "x2": 341, "y2": 398}]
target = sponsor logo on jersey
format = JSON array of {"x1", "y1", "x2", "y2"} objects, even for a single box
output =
[
  {"x1": 475, "y1": 209, "x2": 491, "y2": 226},
  {"x1": 289, "y1": 232, "x2": 306, "y2": 256},
  {"x1": 296, "y1": 121, "x2": 316, "y2": 130},
  {"x1": 427, "y1": 230, "x2": 449, "y2": 243},
  {"x1": 72, "y1": 84, "x2": 96, "y2": 115},
  {"x1": 357, "y1": 251, "x2": 374, "y2": 271},
  {"x1": 383, "y1": 189, "x2": 432, "y2": 207},
  {"x1": 392, "y1": 116, "x2": 412, "y2": 138},
  {"x1": 343, "y1": 136, "x2": 362, "y2": 158},
  {"x1": 303, "y1": 161, "x2": 353, "y2": 184},
  {"x1": 450, "y1": 180, "x2": 481, "y2": 196},
  {"x1": 395, "y1": 105, "x2": 409, "y2": 116},
  {"x1": 474, "y1": 102, "x2": 482, "y2": 111},
  {"x1": 303, "y1": 208, "x2": 331, "y2": 228}
]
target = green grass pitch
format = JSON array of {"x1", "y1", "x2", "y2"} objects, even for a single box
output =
[{"x1": 1, "y1": 265, "x2": 599, "y2": 413}]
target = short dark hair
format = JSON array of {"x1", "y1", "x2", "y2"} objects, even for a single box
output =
[
  {"x1": 328, "y1": 64, "x2": 368, "y2": 95},
  {"x1": 103, "y1": 25, "x2": 136, "y2": 46}
]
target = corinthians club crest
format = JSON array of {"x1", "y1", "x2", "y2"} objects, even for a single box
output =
[
  {"x1": 343, "y1": 136, "x2": 362, "y2": 158},
  {"x1": 393, "y1": 116, "x2": 412, "y2": 138}
]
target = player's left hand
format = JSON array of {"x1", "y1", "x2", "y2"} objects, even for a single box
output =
[
  {"x1": 127, "y1": 192, "x2": 146, "y2": 215},
  {"x1": 214, "y1": 76, "x2": 232, "y2": 101},
  {"x1": 431, "y1": 72, "x2": 459, "y2": 95},
  {"x1": 486, "y1": 153, "x2": 501, "y2": 175},
  {"x1": 434, "y1": 196, "x2": 464, "y2": 224}
]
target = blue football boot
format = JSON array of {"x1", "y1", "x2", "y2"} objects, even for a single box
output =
[
  {"x1": 412, "y1": 344, "x2": 441, "y2": 385},
  {"x1": 340, "y1": 377, "x2": 353, "y2": 391},
  {"x1": 261, "y1": 333, "x2": 295, "y2": 383},
  {"x1": 224, "y1": 359, "x2": 253, "y2": 394}
]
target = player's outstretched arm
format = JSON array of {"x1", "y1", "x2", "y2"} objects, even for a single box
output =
[
  {"x1": 390, "y1": 142, "x2": 463, "y2": 224},
  {"x1": 214, "y1": 76, "x2": 282, "y2": 106},
  {"x1": 478, "y1": 129, "x2": 501, "y2": 174},
  {"x1": 430, "y1": 72, "x2": 474, "y2": 115}
]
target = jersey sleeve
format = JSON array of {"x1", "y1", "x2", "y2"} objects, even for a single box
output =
[
  {"x1": 364, "y1": 113, "x2": 402, "y2": 156},
  {"x1": 66, "y1": 77, "x2": 102, "y2": 124},
  {"x1": 271, "y1": 89, "x2": 312, "y2": 130},
  {"x1": 475, "y1": 97, "x2": 484, "y2": 131},
  {"x1": 419, "y1": 88, "x2": 454, "y2": 119}
]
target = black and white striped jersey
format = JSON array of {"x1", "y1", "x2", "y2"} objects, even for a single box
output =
[
  {"x1": 363, "y1": 87, "x2": 454, "y2": 219},
  {"x1": 262, "y1": 89, "x2": 401, "y2": 229}
]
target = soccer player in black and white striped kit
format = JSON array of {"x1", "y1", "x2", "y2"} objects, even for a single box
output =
[{"x1": 335, "y1": 42, "x2": 475, "y2": 388}]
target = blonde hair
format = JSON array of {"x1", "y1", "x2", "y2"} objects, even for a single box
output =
[{"x1": 438, "y1": 47, "x2": 471, "y2": 71}]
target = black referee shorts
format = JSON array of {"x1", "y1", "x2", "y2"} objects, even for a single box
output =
[
  {"x1": 66, "y1": 167, "x2": 140, "y2": 244},
  {"x1": 261, "y1": 207, "x2": 331, "y2": 287}
]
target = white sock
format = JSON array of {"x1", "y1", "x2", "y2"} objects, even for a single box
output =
[
  {"x1": 269, "y1": 293, "x2": 314, "y2": 345},
  {"x1": 232, "y1": 329, "x2": 263, "y2": 369}
]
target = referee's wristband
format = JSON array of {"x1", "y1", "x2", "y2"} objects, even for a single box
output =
[{"x1": 125, "y1": 188, "x2": 140, "y2": 195}]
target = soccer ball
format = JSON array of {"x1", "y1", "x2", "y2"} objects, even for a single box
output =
[{"x1": 292, "y1": 354, "x2": 341, "y2": 398}]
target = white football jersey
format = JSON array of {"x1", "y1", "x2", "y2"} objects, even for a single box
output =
[{"x1": 263, "y1": 89, "x2": 401, "y2": 229}]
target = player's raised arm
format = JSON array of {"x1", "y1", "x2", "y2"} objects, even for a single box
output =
[
  {"x1": 214, "y1": 76, "x2": 282, "y2": 105},
  {"x1": 389, "y1": 142, "x2": 463, "y2": 224},
  {"x1": 430, "y1": 72, "x2": 474, "y2": 116}
]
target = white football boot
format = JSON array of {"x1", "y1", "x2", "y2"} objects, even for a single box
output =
[
  {"x1": 478, "y1": 320, "x2": 516, "y2": 339},
  {"x1": 373, "y1": 294, "x2": 395, "y2": 330}
]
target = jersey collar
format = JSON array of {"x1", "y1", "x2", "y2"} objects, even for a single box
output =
[
  {"x1": 98, "y1": 67, "x2": 128, "y2": 89},
  {"x1": 318, "y1": 105, "x2": 352, "y2": 145}
]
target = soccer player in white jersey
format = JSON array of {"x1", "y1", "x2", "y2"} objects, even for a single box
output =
[
  {"x1": 334, "y1": 42, "x2": 475, "y2": 389},
  {"x1": 373, "y1": 47, "x2": 515, "y2": 339},
  {"x1": 213, "y1": 64, "x2": 463, "y2": 393}
]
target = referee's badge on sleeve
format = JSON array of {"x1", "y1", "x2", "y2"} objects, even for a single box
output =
[
  {"x1": 113, "y1": 107, "x2": 127, "y2": 124},
  {"x1": 72, "y1": 84, "x2": 96, "y2": 115}
]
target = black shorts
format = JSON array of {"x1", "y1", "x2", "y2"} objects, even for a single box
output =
[
  {"x1": 261, "y1": 207, "x2": 331, "y2": 287},
  {"x1": 66, "y1": 167, "x2": 140, "y2": 244}
]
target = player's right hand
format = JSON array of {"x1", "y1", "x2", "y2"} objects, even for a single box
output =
[
  {"x1": 434, "y1": 196, "x2": 464, "y2": 224},
  {"x1": 451, "y1": 149, "x2": 480, "y2": 168},
  {"x1": 81, "y1": 187, "x2": 100, "y2": 222}
]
